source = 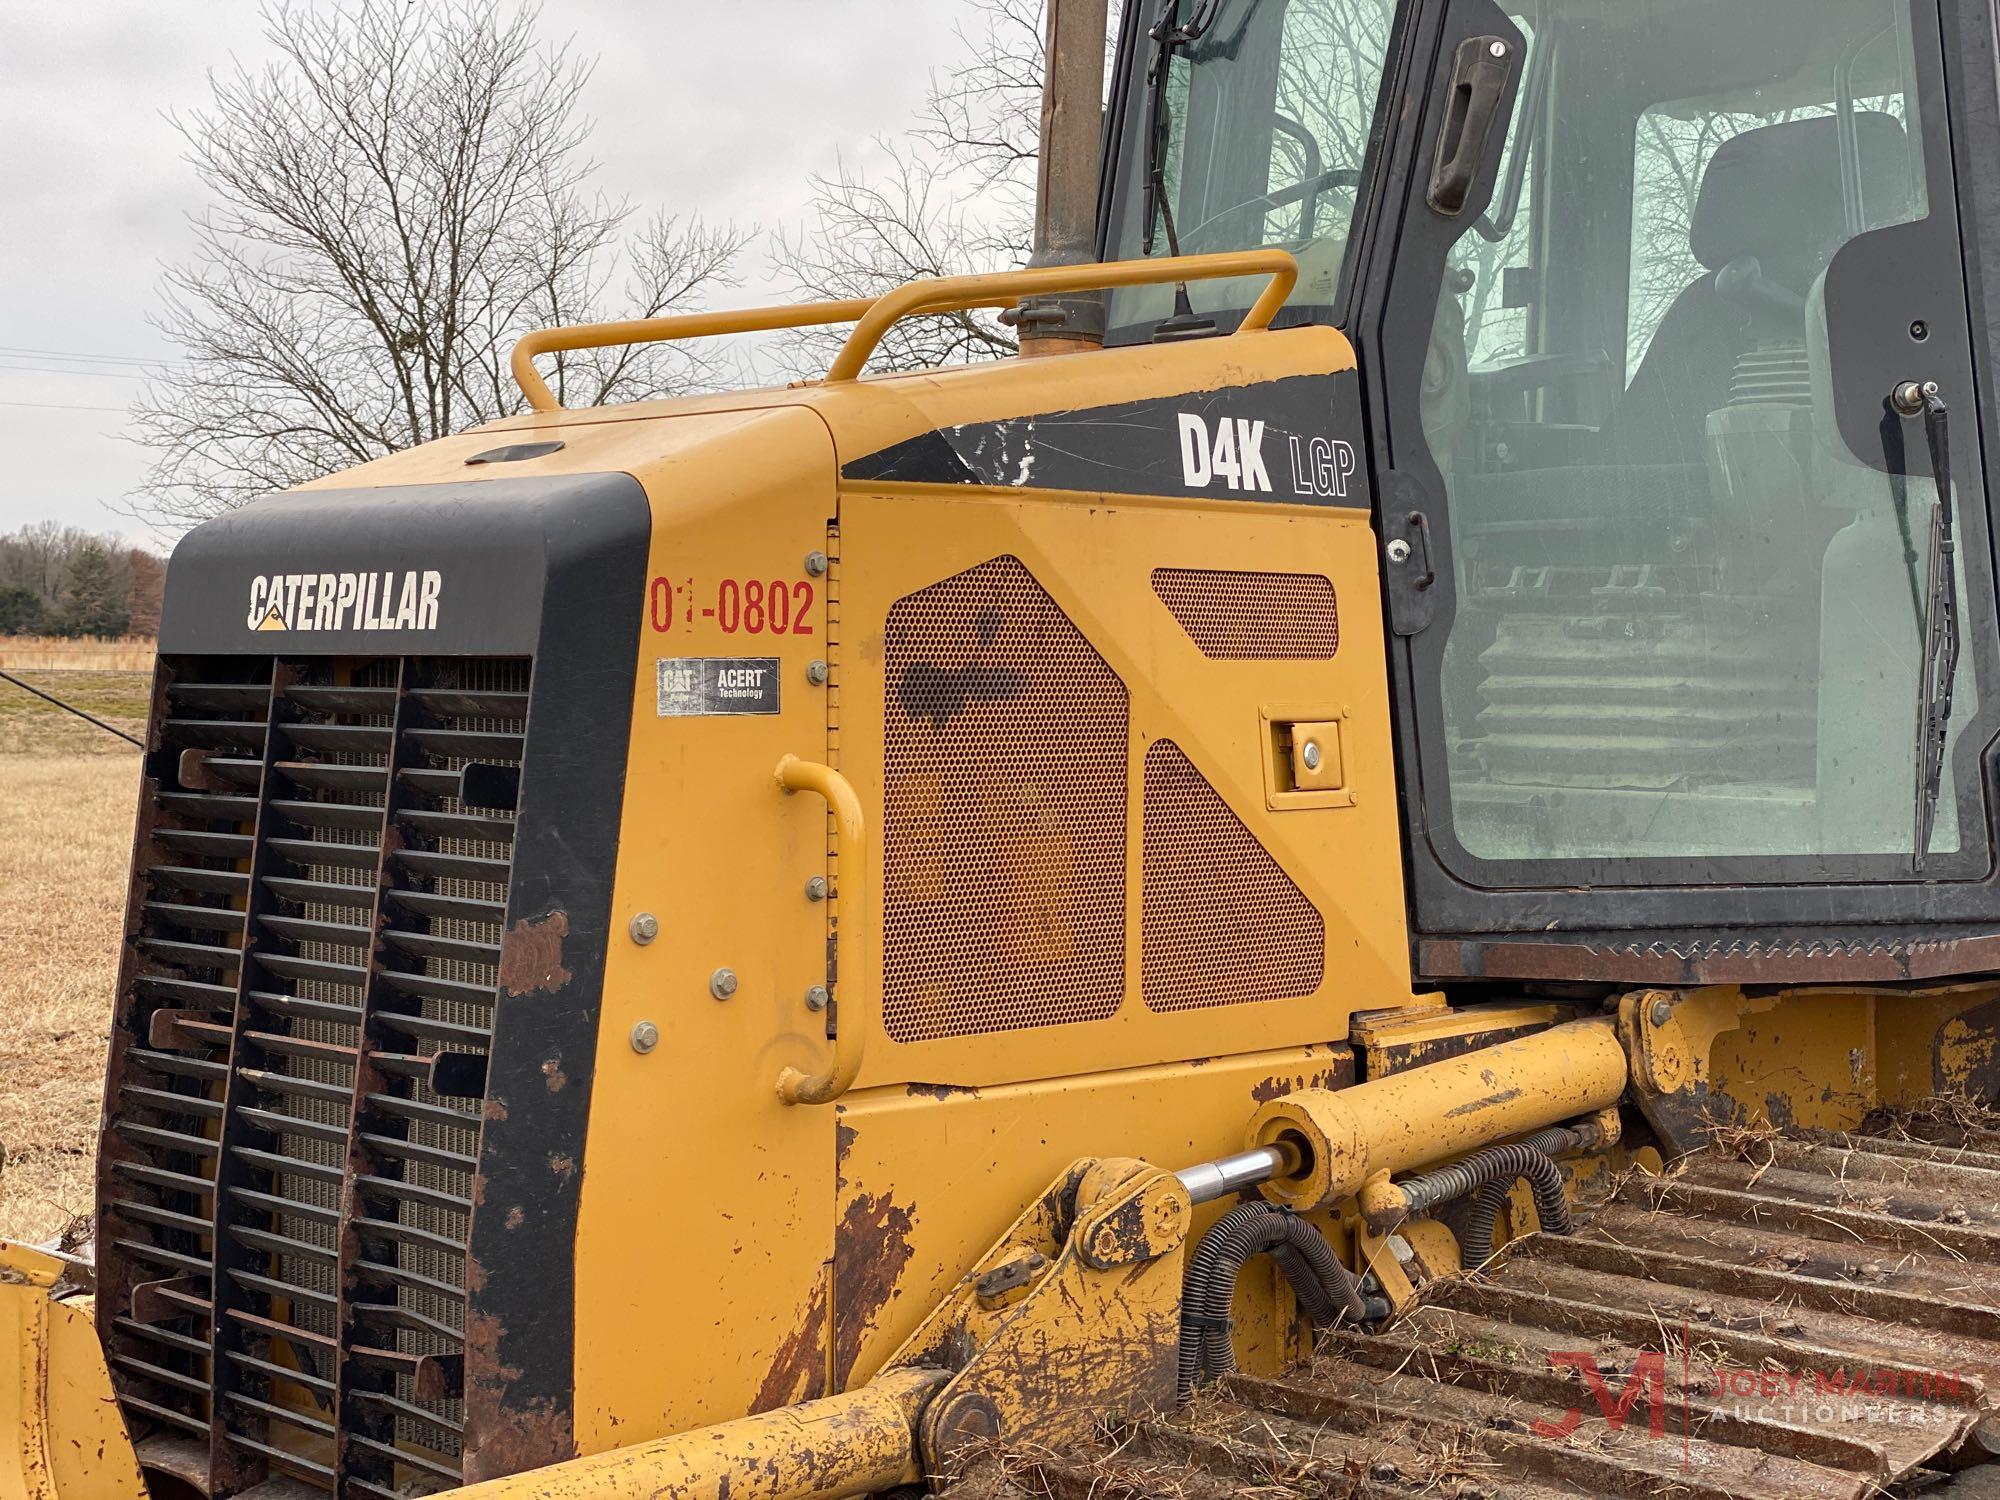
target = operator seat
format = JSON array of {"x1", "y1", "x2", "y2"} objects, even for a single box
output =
[{"x1": 1609, "y1": 112, "x2": 1913, "y2": 467}]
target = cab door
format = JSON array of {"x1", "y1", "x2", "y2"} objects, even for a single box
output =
[{"x1": 1355, "y1": 0, "x2": 2000, "y2": 972}]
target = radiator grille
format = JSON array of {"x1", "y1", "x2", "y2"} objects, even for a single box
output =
[
  {"x1": 881, "y1": 556, "x2": 1127, "y2": 1041},
  {"x1": 1151, "y1": 568, "x2": 1339, "y2": 659},
  {"x1": 97, "y1": 653, "x2": 529, "y2": 1497},
  {"x1": 1141, "y1": 739, "x2": 1324, "y2": 1012}
]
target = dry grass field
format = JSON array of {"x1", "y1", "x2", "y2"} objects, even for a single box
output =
[
  {"x1": 0, "y1": 635, "x2": 156, "y2": 672},
  {"x1": 0, "y1": 670, "x2": 146, "y2": 1243}
]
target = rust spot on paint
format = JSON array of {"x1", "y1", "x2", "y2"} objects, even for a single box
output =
[
  {"x1": 541, "y1": 1057, "x2": 567, "y2": 1093},
  {"x1": 460, "y1": 1301, "x2": 568, "y2": 1482},
  {"x1": 499, "y1": 911, "x2": 573, "y2": 997},
  {"x1": 752, "y1": 1273, "x2": 829, "y2": 1414},
  {"x1": 831, "y1": 1192, "x2": 918, "y2": 1384},
  {"x1": 549, "y1": 1153, "x2": 576, "y2": 1181},
  {"x1": 505, "y1": 1207, "x2": 525, "y2": 1231}
]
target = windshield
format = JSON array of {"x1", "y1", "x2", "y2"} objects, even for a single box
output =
[{"x1": 1102, "y1": 0, "x2": 1398, "y2": 340}]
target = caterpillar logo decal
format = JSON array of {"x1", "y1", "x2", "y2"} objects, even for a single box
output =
[{"x1": 246, "y1": 569, "x2": 443, "y2": 633}]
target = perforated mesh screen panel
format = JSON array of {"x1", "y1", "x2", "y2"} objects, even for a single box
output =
[
  {"x1": 1151, "y1": 568, "x2": 1339, "y2": 659},
  {"x1": 882, "y1": 556, "x2": 1127, "y2": 1041},
  {"x1": 1141, "y1": 740, "x2": 1325, "y2": 1012}
]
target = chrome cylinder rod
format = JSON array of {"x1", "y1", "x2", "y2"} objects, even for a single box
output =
[{"x1": 1176, "y1": 1144, "x2": 1294, "y2": 1206}]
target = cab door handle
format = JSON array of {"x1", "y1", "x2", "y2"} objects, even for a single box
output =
[{"x1": 1428, "y1": 36, "x2": 1520, "y2": 217}]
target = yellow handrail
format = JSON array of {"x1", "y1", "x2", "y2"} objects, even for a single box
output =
[
  {"x1": 773, "y1": 755, "x2": 868, "y2": 1106},
  {"x1": 510, "y1": 299, "x2": 875, "y2": 413},
  {"x1": 826, "y1": 248, "x2": 1297, "y2": 382},
  {"x1": 507, "y1": 249, "x2": 1299, "y2": 411}
]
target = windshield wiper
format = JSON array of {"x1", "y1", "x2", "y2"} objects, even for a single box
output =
[
  {"x1": 1141, "y1": 0, "x2": 1223, "y2": 255},
  {"x1": 1908, "y1": 380, "x2": 1959, "y2": 870}
]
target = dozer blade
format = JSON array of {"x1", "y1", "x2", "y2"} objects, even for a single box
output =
[{"x1": 977, "y1": 1125, "x2": 2000, "y2": 1500}]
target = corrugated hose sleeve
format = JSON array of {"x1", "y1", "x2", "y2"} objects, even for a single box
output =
[{"x1": 1178, "y1": 1201, "x2": 1374, "y2": 1402}]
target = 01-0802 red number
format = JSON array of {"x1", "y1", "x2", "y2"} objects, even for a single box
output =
[{"x1": 649, "y1": 576, "x2": 814, "y2": 635}]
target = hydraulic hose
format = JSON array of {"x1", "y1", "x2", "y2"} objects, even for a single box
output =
[
  {"x1": 1459, "y1": 1155, "x2": 1570, "y2": 1269},
  {"x1": 1177, "y1": 1201, "x2": 1377, "y2": 1401},
  {"x1": 1401, "y1": 1127, "x2": 1580, "y2": 1270}
]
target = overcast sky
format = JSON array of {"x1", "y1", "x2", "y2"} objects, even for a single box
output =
[{"x1": 0, "y1": 2, "x2": 975, "y2": 542}]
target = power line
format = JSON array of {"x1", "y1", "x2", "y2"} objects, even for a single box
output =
[
  {"x1": 0, "y1": 668, "x2": 144, "y2": 748},
  {"x1": 0, "y1": 362, "x2": 153, "y2": 380},
  {"x1": 0, "y1": 344, "x2": 174, "y2": 368},
  {"x1": 0, "y1": 398, "x2": 132, "y2": 413}
]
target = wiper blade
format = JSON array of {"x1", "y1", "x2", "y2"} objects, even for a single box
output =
[
  {"x1": 1141, "y1": 0, "x2": 1224, "y2": 254},
  {"x1": 1911, "y1": 382, "x2": 1959, "y2": 870}
]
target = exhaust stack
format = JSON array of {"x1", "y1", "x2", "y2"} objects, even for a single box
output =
[{"x1": 1017, "y1": 0, "x2": 1110, "y2": 356}]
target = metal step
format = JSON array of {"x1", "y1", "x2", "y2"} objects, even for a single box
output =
[{"x1": 981, "y1": 1126, "x2": 2000, "y2": 1500}]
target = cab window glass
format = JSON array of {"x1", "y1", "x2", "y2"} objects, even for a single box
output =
[
  {"x1": 1103, "y1": 0, "x2": 1398, "y2": 337},
  {"x1": 1418, "y1": 0, "x2": 1975, "y2": 870}
]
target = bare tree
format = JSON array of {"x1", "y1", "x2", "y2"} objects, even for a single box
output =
[
  {"x1": 131, "y1": 0, "x2": 747, "y2": 529},
  {"x1": 768, "y1": 144, "x2": 1025, "y2": 377},
  {"x1": 0, "y1": 521, "x2": 91, "y2": 603},
  {"x1": 770, "y1": 0, "x2": 1118, "y2": 376},
  {"x1": 0, "y1": 523, "x2": 155, "y2": 637}
]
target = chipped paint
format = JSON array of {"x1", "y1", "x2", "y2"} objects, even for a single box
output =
[
  {"x1": 832, "y1": 1194, "x2": 919, "y2": 1385},
  {"x1": 1444, "y1": 1087, "x2": 1522, "y2": 1117},
  {"x1": 1250, "y1": 1056, "x2": 1356, "y2": 1104},
  {"x1": 1936, "y1": 998, "x2": 2000, "y2": 1100},
  {"x1": 752, "y1": 1273, "x2": 830, "y2": 1415},
  {"x1": 904, "y1": 1081, "x2": 980, "y2": 1100},
  {"x1": 460, "y1": 1307, "x2": 571, "y2": 1484},
  {"x1": 835, "y1": 1119, "x2": 859, "y2": 1192}
]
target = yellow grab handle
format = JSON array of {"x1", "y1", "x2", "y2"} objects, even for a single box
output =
[
  {"x1": 774, "y1": 755, "x2": 868, "y2": 1105},
  {"x1": 825, "y1": 247, "x2": 1298, "y2": 382},
  {"x1": 508, "y1": 249, "x2": 1299, "y2": 410}
]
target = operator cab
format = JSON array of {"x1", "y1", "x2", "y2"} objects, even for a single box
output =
[{"x1": 1099, "y1": 0, "x2": 2000, "y2": 981}]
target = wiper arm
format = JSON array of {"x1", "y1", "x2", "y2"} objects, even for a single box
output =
[
  {"x1": 1907, "y1": 380, "x2": 1959, "y2": 869},
  {"x1": 1141, "y1": 0, "x2": 1223, "y2": 254}
]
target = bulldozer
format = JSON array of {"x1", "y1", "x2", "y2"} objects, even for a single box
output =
[{"x1": 16, "y1": 0, "x2": 2000, "y2": 1493}]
